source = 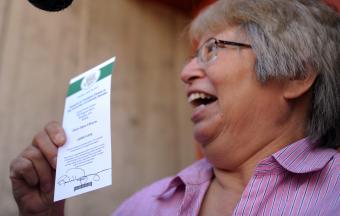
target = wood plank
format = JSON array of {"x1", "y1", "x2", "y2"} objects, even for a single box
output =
[
  {"x1": 324, "y1": 0, "x2": 340, "y2": 11},
  {"x1": 0, "y1": 0, "x2": 10, "y2": 78},
  {"x1": 0, "y1": 0, "x2": 91, "y2": 214}
]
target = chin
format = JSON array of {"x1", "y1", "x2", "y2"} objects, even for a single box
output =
[
  {"x1": 193, "y1": 119, "x2": 225, "y2": 147},
  {"x1": 193, "y1": 126, "x2": 216, "y2": 147},
  {"x1": 194, "y1": 135, "x2": 210, "y2": 148}
]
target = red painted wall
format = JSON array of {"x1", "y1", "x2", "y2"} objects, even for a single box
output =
[
  {"x1": 324, "y1": 0, "x2": 340, "y2": 11},
  {"x1": 196, "y1": 0, "x2": 340, "y2": 14}
]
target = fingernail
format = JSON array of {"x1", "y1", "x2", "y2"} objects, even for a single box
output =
[{"x1": 54, "y1": 133, "x2": 65, "y2": 144}]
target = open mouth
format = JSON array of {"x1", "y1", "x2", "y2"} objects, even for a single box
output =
[{"x1": 188, "y1": 92, "x2": 218, "y2": 108}]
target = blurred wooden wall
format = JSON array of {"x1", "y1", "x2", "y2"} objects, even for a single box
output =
[{"x1": 0, "y1": 0, "x2": 195, "y2": 215}]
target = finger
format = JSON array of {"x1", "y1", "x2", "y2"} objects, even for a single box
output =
[
  {"x1": 45, "y1": 121, "x2": 66, "y2": 146},
  {"x1": 10, "y1": 156, "x2": 39, "y2": 187},
  {"x1": 32, "y1": 131, "x2": 58, "y2": 169},
  {"x1": 22, "y1": 146, "x2": 54, "y2": 193}
]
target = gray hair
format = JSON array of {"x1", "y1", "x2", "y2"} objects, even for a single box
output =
[{"x1": 190, "y1": 0, "x2": 340, "y2": 148}]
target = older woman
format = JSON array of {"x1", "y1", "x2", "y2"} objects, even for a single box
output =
[{"x1": 10, "y1": 0, "x2": 340, "y2": 215}]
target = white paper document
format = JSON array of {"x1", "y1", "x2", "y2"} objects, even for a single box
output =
[{"x1": 54, "y1": 57, "x2": 115, "y2": 201}]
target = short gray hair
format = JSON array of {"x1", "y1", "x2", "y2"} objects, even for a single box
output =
[{"x1": 190, "y1": 0, "x2": 340, "y2": 148}]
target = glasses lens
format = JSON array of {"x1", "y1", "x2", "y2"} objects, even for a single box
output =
[{"x1": 199, "y1": 38, "x2": 217, "y2": 65}]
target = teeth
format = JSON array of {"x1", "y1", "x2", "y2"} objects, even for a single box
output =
[{"x1": 188, "y1": 93, "x2": 212, "y2": 103}]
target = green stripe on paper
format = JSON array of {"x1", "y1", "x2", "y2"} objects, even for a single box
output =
[
  {"x1": 67, "y1": 79, "x2": 82, "y2": 97},
  {"x1": 98, "y1": 62, "x2": 114, "y2": 81},
  {"x1": 67, "y1": 61, "x2": 114, "y2": 97}
]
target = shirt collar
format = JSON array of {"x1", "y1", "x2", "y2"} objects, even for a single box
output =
[
  {"x1": 271, "y1": 137, "x2": 338, "y2": 174},
  {"x1": 155, "y1": 159, "x2": 213, "y2": 199},
  {"x1": 176, "y1": 158, "x2": 213, "y2": 185},
  {"x1": 156, "y1": 137, "x2": 338, "y2": 198}
]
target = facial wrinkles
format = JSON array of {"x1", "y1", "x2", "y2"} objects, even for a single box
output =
[
  {"x1": 198, "y1": 29, "x2": 255, "y2": 144},
  {"x1": 217, "y1": 97, "x2": 254, "y2": 147},
  {"x1": 194, "y1": 68, "x2": 225, "y2": 146},
  {"x1": 201, "y1": 111, "x2": 224, "y2": 146},
  {"x1": 201, "y1": 75, "x2": 236, "y2": 149},
  {"x1": 209, "y1": 49, "x2": 257, "y2": 146},
  {"x1": 212, "y1": 102, "x2": 274, "y2": 171}
]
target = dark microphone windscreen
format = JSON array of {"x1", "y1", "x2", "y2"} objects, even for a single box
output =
[{"x1": 28, "y1": 0, "x2": 73, "y2": 12}]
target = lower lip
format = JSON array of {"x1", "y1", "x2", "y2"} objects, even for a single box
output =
[{"x1": 191, "y1": 102, "x2": 217, "y2": 123}]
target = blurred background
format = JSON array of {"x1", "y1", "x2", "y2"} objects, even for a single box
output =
[
  {"x1": 1, "y1": 0, "x2": 339, "y2": 215},
  {"x1": 0, "y1": 0, "x2": 213, "y2": 215}
]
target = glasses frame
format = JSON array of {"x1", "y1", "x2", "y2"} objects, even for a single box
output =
[{"x1": 196, "y1": 37, "x2": 252, "y2": 66}]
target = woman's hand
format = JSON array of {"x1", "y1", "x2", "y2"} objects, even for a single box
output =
[{"x1": 9, "y1": 121, "x2": 66, "y2": 216}]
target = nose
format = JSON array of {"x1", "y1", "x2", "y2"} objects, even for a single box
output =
[{"x1": 180, "y1": 58, "x2": 205, "y2": 85}]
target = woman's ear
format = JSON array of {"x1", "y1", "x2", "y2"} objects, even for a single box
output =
[{"x1": 283, "y1": 71, "x2": 318, "y2": 100}]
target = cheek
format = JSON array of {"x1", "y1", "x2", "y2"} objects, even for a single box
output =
[
  {"x1": 222, "y1": 88, "x2": 284, "y2": 136},
  {"x1": 216, "y1": 79, "x2": 256, "y2": 115},
  {"x1": 216, "y1": 81, "x2": 268, "y2": 131}
]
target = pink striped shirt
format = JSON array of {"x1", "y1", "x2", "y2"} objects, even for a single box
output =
[{"x1": 112, "y1": 138, "x2": 340, "y2": 215}]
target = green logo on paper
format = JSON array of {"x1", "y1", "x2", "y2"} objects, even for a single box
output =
[
  {"x1": 67, "y1": 59, "x2": 114, "y2": 97},
  {"x1": 81, "y1": 70, "x2": 100, "y2": 90}
]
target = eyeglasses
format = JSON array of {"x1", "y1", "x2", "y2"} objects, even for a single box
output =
[{"x1": 196, "y1": 37, "x2": 252, "y2": 66}]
